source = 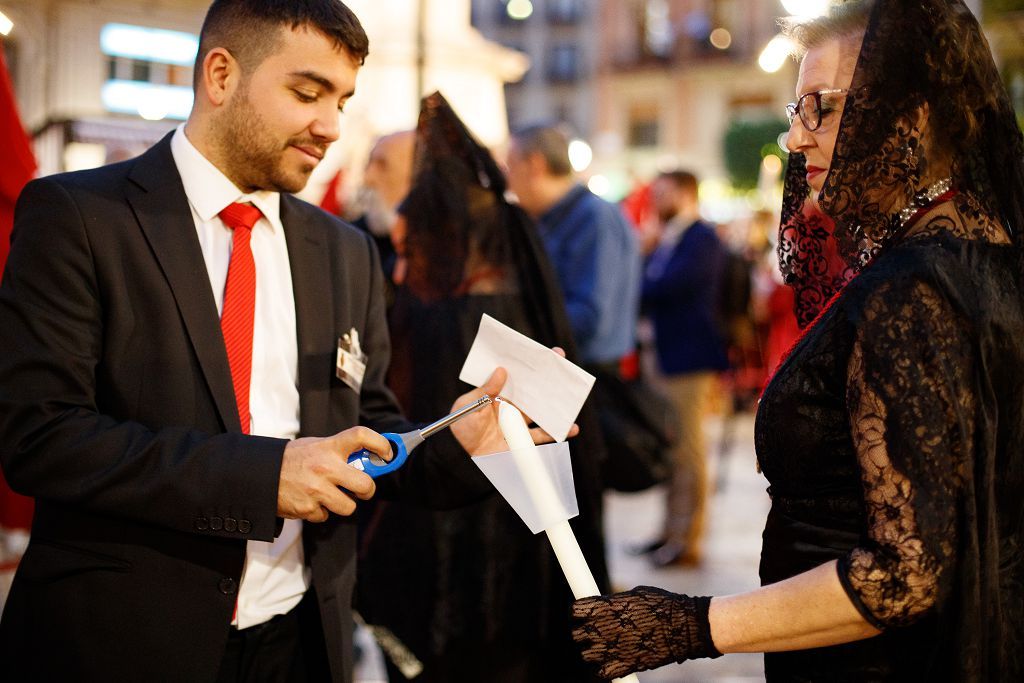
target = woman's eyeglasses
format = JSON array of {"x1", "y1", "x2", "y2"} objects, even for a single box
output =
[{"x1": 785, "y1": 88, "x2": 849, "y2": 132}]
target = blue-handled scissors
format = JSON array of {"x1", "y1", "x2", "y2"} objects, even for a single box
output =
[{"x1": 347, "y1": 395, "x2": 493, "y2": 477}]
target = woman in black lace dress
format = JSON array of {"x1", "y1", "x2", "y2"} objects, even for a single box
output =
[
  {"x1": 355, "y1": 92, "x2": 608, "y2": 682},
  {"x1": 571, "y1": 1, "x2": 1024, "y2": 680}
]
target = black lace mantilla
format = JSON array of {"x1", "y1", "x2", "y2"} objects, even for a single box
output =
[{"x1": 778, "y1": 0, "x2": 1024, "y2": 327}]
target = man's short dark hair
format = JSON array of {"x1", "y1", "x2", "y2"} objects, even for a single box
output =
[
  {"x1": 511, "y1": 123, "x2": 574, "y2": 177},
  {"x1": 193, "y1": 0, "x2": 370, "y2": 91},
  {"x1": 658, "y1": 169, "x2": 699, "y2": 197}
]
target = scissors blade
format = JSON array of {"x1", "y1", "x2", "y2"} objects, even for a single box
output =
[{"x1": 419, "y1": 394, "x2": 493, "y2": 439}]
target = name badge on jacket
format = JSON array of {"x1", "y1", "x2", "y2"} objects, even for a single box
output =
[{"x1": 336, "y1": 328, "x2": 367, "y2": 394}]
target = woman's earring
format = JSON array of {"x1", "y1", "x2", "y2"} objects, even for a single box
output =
[{"x1": 904, "y1": 127, "x2": 925, "y2": 179}]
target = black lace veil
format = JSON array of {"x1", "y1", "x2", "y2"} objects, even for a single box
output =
[
  {"x1": 778, "y1": 0, "x2": 1024, "y2": 326},
  {"x1": 398, "y1": 94, "x2": 575, "y2": 345}
]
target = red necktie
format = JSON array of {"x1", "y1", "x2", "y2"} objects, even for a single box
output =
[{"x1": 219, "y1": 202, "x2": 262, "y2": 434}]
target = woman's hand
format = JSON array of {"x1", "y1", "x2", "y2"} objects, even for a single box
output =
[{"x1": 571, "y1": 586, "x2": 720, "y2": 679}]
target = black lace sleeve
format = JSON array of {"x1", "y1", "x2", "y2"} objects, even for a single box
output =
[{"x1": 840, "y1": 277, "x2": 976, "y2": 630}]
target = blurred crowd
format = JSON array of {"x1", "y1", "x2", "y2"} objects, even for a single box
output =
[{"x1": 323, "y1": 94, "x2": 800, "y2": 680}]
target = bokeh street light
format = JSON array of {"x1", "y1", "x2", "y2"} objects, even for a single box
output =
[
  {"x1": 0, "y1": 10, "x2": 13, "y2": 36},
  {"x1": 709, "y1": 28, "x2": 732, "y2": 50},
  {"x1": 758, "y1": 34, "x2": 794, "y2": 73},
  {"x1": 506, "y1": 0, "x2": 533, "y2": 21},
  {"x1": 568, "y1": 138, "x2": 593, "y2": 173},
  {"x1": 780, "y1": 0, "x2": 830, "y2": 18}
]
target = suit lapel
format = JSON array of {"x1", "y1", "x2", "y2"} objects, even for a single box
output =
[
  {"x1": 126, "y1": 134, "x2": 240, "y2": 432},
  {"x1": 281, "y1": 196, "x2": 334, "y2": 438}
]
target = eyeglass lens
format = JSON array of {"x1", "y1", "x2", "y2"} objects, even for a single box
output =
[
  {"x1": 786, "y1": 92, "x2": 823, "y2": 131},
  {"x1": 798, "y1": 92, "x2": 821, "y2": 131}
]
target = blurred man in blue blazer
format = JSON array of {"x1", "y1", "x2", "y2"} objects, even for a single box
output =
[{"x1": 640, "y1": 170, "x2": 728, "y2": 568}]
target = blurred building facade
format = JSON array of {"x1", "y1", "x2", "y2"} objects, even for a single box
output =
[
  {"x1": 470, "y1": 0, "x2": 597, "y2": 136},
  {"x1": 471, "y1": 0, "x2": 794, "y2": 204},
  {"x1": 0, "y1": 0, "x2": 526, "y2": 202},
  {"x1": 592, "y1": 0, "x2": 793, "y2": 199},
  {"x1": 1, "y1": 0, "x2": 208, "y2": 176}
]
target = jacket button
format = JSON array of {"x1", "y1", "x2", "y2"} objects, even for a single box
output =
[
  {"x1": 219, "y1": 578, "x2": 237, "y2": 595},
  {"x1": 210, "y1": 516, "x2": 223, "y2": 531},
  {"x1": 238, "y1": 520, "x2": 252, "y2": 534},
  {"x1": 195, "y1": 517, "x2": 209, "y2": 531},
  {"x1": 224, "y1": 517, "x2": 238, "y2": 532}
]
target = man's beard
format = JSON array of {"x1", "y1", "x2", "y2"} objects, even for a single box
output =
[
  {"x1": 356, "y1": 187, "x2": 398, "y2": 237},
  {"x1": 658, "y1": 206, "x2": 678, "y2": 223},
  {"x1": 216, "y1": 88, "x2": 324, "y2": 194}
]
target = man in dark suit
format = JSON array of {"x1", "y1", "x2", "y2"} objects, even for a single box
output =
[
  {"x1": 639, "y1": 170, "x2": 728, "y2": 569},
  {"x1": 0, "y1": 2, "x2": 525, "y2": 681}
]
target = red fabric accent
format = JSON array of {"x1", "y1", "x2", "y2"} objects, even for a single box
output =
[
  {"x1": 219, "y1": 203, "x2": 262, "y2": 434},
  {"x1": 0, "y1": 47, "x2": 36, "y2": 279},
  {"x1": 318, "y1": 169, "x2": 344, "y2": 216},
  {"x1": 762, "y1": 262, "x2": 861, "y2": 399},
  {"x1": 763, "y1": 283, "x2": 802, "y2": 385},
  {"x1": 618, "y1": 350, "x2": 639, "y2": 381},
  {"x1": 620, "y1": 181, "x2": 652, "y2": 232},
  {"x1": 0, "y1": 45, "x2": 37, "y2": 531}
]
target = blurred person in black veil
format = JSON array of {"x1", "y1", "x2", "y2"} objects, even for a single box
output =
[
  {"x1": 356, "y1": 92, "x2": 609, "y2": 683},
  {"x1": 569, "y1": 1, "x2": 1024, "y2": 680}
]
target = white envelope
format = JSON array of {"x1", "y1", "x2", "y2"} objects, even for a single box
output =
[{"x1": 459, "y1": 314, "x2": 595, "y2": 442}]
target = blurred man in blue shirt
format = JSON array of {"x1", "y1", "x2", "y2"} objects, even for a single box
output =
[{"x1": 505, "y1": 124, "x2": 640, "y2": 367}]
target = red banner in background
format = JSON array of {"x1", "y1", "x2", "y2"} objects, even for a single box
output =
[{"x1": 0, "y1": 42, "x2": 36, "y2": 534}]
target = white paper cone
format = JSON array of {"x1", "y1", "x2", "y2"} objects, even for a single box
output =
[{"x1": 472, "y1": 442, "x2": 578, "y2": 534}]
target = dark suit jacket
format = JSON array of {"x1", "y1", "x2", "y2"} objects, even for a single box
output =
[
  {"x1": 641, "y1": 219, "x2": 730, "y2": 376},
  {"x1": 0, "y1": 135, "x2": 488, "y2": 682}
]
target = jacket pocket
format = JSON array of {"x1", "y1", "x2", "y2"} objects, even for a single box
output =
[{"x1": 16, "y1": 539, "x2": 133, "y2": 582}]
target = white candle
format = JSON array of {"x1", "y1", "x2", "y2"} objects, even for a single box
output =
[{"x1": 497, "y1": 400, "x2": 641, "y2": 683}]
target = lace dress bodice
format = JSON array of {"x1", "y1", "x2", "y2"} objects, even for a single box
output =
[{"x1": 755, "y1": 230, "x2": 1024, "y2": 681}]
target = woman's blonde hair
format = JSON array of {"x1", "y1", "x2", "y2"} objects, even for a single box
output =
[{"x1": 781, "y1": 0, "x2": 873, "y2": 59}]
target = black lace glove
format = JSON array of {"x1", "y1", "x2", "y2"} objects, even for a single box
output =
[{"x1": 571, "y1": 586, "x2": 721, "y2": 679}]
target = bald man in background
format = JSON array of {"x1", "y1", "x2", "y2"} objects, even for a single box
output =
[{"x1": 352, "y1": 130, "x2": 415, "y2": 281}]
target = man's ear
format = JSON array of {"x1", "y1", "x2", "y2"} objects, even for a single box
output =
[{"x1": 199, "y1": 47, "x2": 240, "y2": 108}]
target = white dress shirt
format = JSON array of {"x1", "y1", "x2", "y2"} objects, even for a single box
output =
[{"x1": 170, "y1": 126, "x2": 309, "y2": 628}]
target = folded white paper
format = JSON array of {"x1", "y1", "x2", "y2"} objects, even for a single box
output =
[
  {"x1": 472, "y1": 442, "x2": 578, "y2": 534},
  {"x1": 459, "y1": 314, "x2": 595, "y2": 442}
]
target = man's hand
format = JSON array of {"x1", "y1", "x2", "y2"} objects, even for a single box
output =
[
  {"x1": 450, "y1": 348, "x2": 580, "y2": 456},
  {"x1": 278, "y1": 426, "x2": 391, "y2": 522}
]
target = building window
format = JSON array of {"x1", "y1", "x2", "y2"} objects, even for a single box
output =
[
  {"x1": 628, "y1": 105, "x2": 659, "y2": 148},
  {"x1": 547, "y1": 0, "x2": 585, "y2": 24},
  {"x1": 547, "y1": 43, "x2": 580, "y2": 82},
  {"x1": 643, "y1": 0, "x2": 674, "y2": 58},
  {"x1": 100, "y1": 23, "x2": 198, "y2": 120}
]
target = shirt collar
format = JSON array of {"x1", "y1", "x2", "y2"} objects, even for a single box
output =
[
  {"x1": 538, "y1": 183, "x2": 589, "y2": 231},
  {"x1": 170, "y1": 125, "x2": 282, "y2": 232}
]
